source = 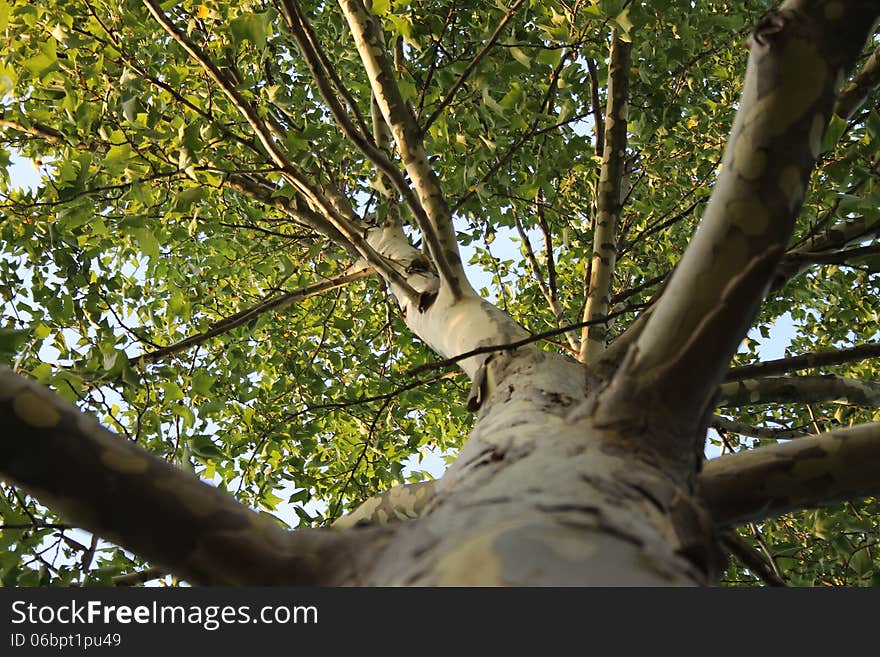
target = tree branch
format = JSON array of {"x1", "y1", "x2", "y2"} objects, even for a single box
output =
[
  {"x1": 513, "y1": 208, "x2": 578, "y2": 351},
  {"x1": 718, "y1": 375, "x2": 880, "y2": 408},
  {"x1": 131, "y1": 267, "x2": 372, "y2": 367},
  {"x1": 451, "y1": 111, "x2": 593, "y2": 214},
  {"x1": 278, "y1": 0, "x2": 373, "y2": 139},
  {"x1": 711, "y1": 414, "x2": 813, "y2": 441},
  {"x1": 142, "y1": 0, "x2": 417, "y2": 302},
  {"x1": 772, "y1": 242, "x2": 880, "y2": 290},
  {"x1": 338, "y1": 0, "x2": 466, "y2": 298},
  {"x1": 141, "y1": 0, "x2": 293, "y2": 174},
  {"x1": 406, "y1": 304, "x2": 635, "y2": 376},
  {"x1": 580, "y1": 31, "x2": 632, "y2": 363},
  {"x1": 421, "y1": 0, "x2": 528, "y2": 132},
  {"x1": 278, "y1": 0, "x2": 441, "y2": 244},
  {"x1": 333, "y1": 480, "x2": 437, "y2": 529},
  {"x1": 221, "y1": 173, "x2": 347, "y2": 246},
  {"x1": 610, "y1": 2, "x2": 880, "y2": 421},
  {"x1": 225, "y1": 176, "x2": 419, "y2": 304},
  {"x1": 0, "y1": 118, "x2": 69, "y2": 146},
  {"x1": 791, "y1": 214, "x2": 880, "y2": 255},
  {"x1": 700, "y1": 421, "x2": 880, "y2": 528},
  {"x1": 835, "y1": 43, "x2": 880, "y2": 120},
  {"x1": 725, "y1": 342, "x2": 880, "y2": 382},
  {"x1": 720, "y1": 531, "x2": 787, "y2": 586},
  {"x1": 0, "y1": 367, "x2": 381, "y2": 585},
  {"x1": 586, "y1": 57, "x2": 605, "y2": 157}
]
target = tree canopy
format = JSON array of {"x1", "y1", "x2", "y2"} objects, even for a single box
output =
[{"x1": 0, "y1": 0, "x2": 879, "y2": 586}]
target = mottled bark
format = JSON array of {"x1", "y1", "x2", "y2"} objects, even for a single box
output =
[
  {"x1": 355, "y1": 350, "x2": 720, "y2": 585},
  {"x1": 702, "y1": 422, "x2": 880, "y2": 527},
  {"x1": 338, "y1": 0, "x2": 465, "y2": 296},
  {"x1": 603, "y1": 0, "x2": 880, "y2": 431},
  {"x1": 718, "y1": 375, "x2": 880, "y2": 408},
  {"x1": 0, "y1": 367, "x2": 387, "y2": 585},
  {"x1": 581, "y1": 32, "x2": 632, "y2": 363}
]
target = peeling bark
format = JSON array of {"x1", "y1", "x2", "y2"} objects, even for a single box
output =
[
  {"x1": 0, "y1": 367, "x2": 387, "y2": 585},
  {"x1": 367, "y1": 222, "x2": 529, "y2": 381},
  {"x1": 718, "y1": 375, "x2": 880, "y2": 408},
  {"x1": 610, "y1": 1, "x2": 880, "y2": 426},
  {"x1": 581, "y1": 32, "x2": 632, "y2": 363},
  {"x1": 358, "y1": 350, "x2": 721, "y2": 585},
  {"x1": 701, "y1": 422, "x2": 880, "y2": 527}
]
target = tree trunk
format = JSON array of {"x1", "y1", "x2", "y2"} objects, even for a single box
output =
[{"x1": 347, "y1": 349, "x2": 718, "y2": 586}]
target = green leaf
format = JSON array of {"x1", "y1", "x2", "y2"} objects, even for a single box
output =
[
  {"x1": 370, "y1": 0, "x2": 390, "y2": 15},
  {"x1": 288, "y1": 489, "x2": 311, "y2": 504},
  {"x1": 614, "y1": 8, "x2": 634, "y2": 38},
  {"x1": 822, "y1": 113, "x2": 847, "y2": 152},
  {"x1": 191, "y1": 372, "x2": 215, "y2": 396},
  {"x1": 161, "y1": 381, "x2": 185, "y2": 401},
  {"x1": 121, "y1": 96, "x2": 144, "y2": 126},
  {"x1": 172, "y1": 403, "x2": 196, "y2": 429},
  {"x1": 189, "y1": 435, "x2": 225, "y2": 460},
  {"x1": 509, "y1": 47, "x2": 531, "y2": 69},
  {"x1": 866, "y1": 110, "x2": 880, "y2": 144},
  {"x1": 173, "y1": 187, "x2": 206, "y2": 212},
  {"x1": 131, "y1": 226, "x2": 160, "y2": 259},
  {"x1": 0, "y1": 328, "x2": 29, "y2": 363},
  {"x1": 229, "y1": 11, "x2": 272, "y2": 48},
  {"x1": 30, "y1": 362, "x2": 52, "y2": 382}
]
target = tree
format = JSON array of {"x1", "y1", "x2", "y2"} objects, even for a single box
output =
[{"x1": 0, "y1": 0, "x2": 878, "y2": 586}]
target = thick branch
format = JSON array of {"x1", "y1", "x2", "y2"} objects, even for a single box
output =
[
  {"x1": 0, "y1": 368, "x2": 379, "y2": 585},
  {"x1": 700, "y1": 421, "x2": 880, "y2": 527},
  {"x1": 581, "y1": 32, "x2": 632, "y2": 363},
  {"x1": 338, "y1": 0, "x2": 466, "y2": 297},
  {"x1": 611, "y1": 2, "x2": 880, "y2": 420},
  {"x1": 718, "y1": 375, "x2": 880, "y2": 408},
  {"x1": 279, "y1": 0, "x2": 442, "y2": 250},
  {"x1": 835, "y1": 43, "x2": 880, "y2": 120},
  {"x1": 131, "y1": 268, "x2": 371, "y2": 367},
  {"x1": 725, "y1": 342, "x2": 880, "y2": 381}
]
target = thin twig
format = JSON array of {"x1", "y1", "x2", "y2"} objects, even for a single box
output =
[{"x1": 422, "y1": 0, "x2": 528, "y2": 132}]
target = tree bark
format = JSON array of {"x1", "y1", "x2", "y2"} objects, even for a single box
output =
[{"x1": 350, "y1": 350, "x2": 718, "y2": 585}]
